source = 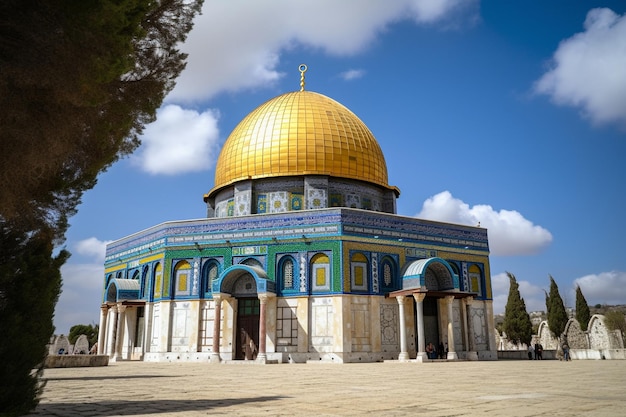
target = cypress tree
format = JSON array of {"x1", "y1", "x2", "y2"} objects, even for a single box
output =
[
  {"x1": 546, "y1": 275, "x2": 568, "y2": 338},
  {"x1": 502, "y1": 272, "x2": 532, "y2": 346},
  {"x1": 575, "y1": 285, "x2": 591, "y2": 331},
  {"x1": 0, "y1": 225, "x2": 67, "y2": 417},
  {"x1": 0, "y1": 1, "x2": 203, "y2": 414}
]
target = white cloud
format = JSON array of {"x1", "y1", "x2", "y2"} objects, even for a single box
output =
[
  {"x1": 133, "y1": 105, "x2": 220, "y2": 175},
  {"x1": 491, "y1": 272, "x2": 546, "y2": 315},
  {"x1": 416, "y1": 191, "x2": 553, "y2": 256},
  {"x1": 74, "y1": 237, "x2": 112, "y2": 262},
  {"x1": 56, "y1": 262, "x2": 104, "y2": 335},
  {"x1": 534, "y1": 8, "x2": 626, "y2": 128},
  {"x1": 339, "y1": 69, "x2": 366, "y2": 81},
  {"x1": 169, "y1": 0, "x2": 478, "y2": 102},
  {"x1": 574, "y1": 271, "x2": 626, "y2": 307}
]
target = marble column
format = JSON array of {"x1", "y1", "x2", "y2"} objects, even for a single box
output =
[
  {"x1": 444, "y1": 296, "x2": 458, "y2": 360},
  {"x1": 106, "y1": 305, "x2": 118, "y2": 357},
  {"x1": 465, "y1": 297, "x2": 478, "y2": 360},
  {"x1": 210, "y1": 294, "x2": 223, "y2": 363},
  {"x1": 97, "y1": 305, "x2": 108, "y2": 355},
  {"x1": 257, "y1": 294, "x2": 268, "y2": 363},
  {"x1": 142, "y1": 303, "x2": 152, "y2": 355},
  {"x1": 413, "y1": 293, "x2": 428, "y2": 362},
  {"x1": 396, "y1": 296, "x2": 409, "y2": 361},
  {"x1": 112, "y1": 303, "x2": 126, "y2": 361},
  {"x1": 461, "y1": 297, "x2": 469, "y2": 352},
  {"x1": 483, "y1": 302, "x2": 492, "y2": 351}
]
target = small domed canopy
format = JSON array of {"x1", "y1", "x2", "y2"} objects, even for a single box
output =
[
  {"x1": 212, "y1": 264, "x2": 276, "y2": 295},
  {"x1": 105, "y1": 278, "x2": 140, "y2": 303},
  {"x1": 206, "y1": 90, "x2": 399, "y2": 201},
  {"x1": 401, "y1": 257, "x2": 459, "y2": 291}
]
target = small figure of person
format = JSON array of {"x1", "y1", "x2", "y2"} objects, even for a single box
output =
[
  {"x1": 527, "y1": 344, "x2": 534, "y2": 360},
  {"x1": 534, "y1": 343, "x2": 543, "y2": 360},
  {"x1": 562, "y1": 343, "x2": 570, "y2": 361},
  {"x1": 241, "y1": 328, "x2": 258, "y2": 360},
  {"x1": 438, "y1": 342, "x2": 445, "y2": 359},
  {"x1": 426, "y1": 342, "x2": 435, "y2": 359}
]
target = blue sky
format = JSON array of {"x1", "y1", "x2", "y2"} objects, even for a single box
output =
[{"x1": 55, "y1": 0, "x2": 626, "y2": 335}]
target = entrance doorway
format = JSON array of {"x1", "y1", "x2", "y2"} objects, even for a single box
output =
[
  {"x1": 235, "y1": 297, "x2": 260, "y2": 360},
  {"x1": 422, "y1": 297, "x2": 440, "y2": 353}
]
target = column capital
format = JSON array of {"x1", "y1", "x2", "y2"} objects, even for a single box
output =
[
  {"x1": 463, "y1": 296, "x2": 474, "y2": 306},
  {"x1": 258, "y1": 293, "x2": 276, "y2": 304},
  {"x1": 116, "y1": 303, "x2": 127, "y2": 313},
  {"x1": 213, "y1": 292, "x2": 230, "y2": 302},
  {"x1": 395, "y1": 295, "x2": 406, "y2": 305},
  {"x1": 413, "y1": 293, "x2": 426, "y2": 303},
  {"x1": 444, "y1": 295, "x2": 455, "y2": 304},
  {"x1": 101, "y1": 305, "x2": 109, "y2": 313}
]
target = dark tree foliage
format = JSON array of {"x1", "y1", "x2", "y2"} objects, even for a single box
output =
[
  {"x1": 0, "y1": 0, "x2": 203, "y2": 241},
  {"x1": 0, "y1": 1, "x2": 202, "y2": 415},
  {"x1": 546, "y1": 275, "x2": 568, "y2": 338},
  {"x1": 0, "y1": 224, "x2": 68, "y2": 417},
  {"x1": 575, "y1": 285, "x2": 591, "y2": 331},
  {"x1": 69, "y1": 324, "x2": 99, "y2": 347},
  {"x1": 502, "y1": 272, "x2": 532, "y2": 346},
  {"x1": 604, "y1": 311, "x2": 626, "y2": 346}
]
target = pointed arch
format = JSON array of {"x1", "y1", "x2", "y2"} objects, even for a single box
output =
[
  {"x1": 202, "y1": 258, "x2": 221, "y2": 297},
  {"x1": 468, "y1": 264, "x2": 482, "y2": 295},
  {"x1": 278, "y1": 255, "x2": 297, "y2": 292},
  {"x1": 310, "y1": 253, "x2": 331, "y2": 292},
  {"x1": 140, "y1": 265, "x2": 150, "y2": 299},
  {"x1": 152, "y1": 262, "x2": 163, "y2": 300},
  {"x1": 173, "y1": 260, "x2": 192, "y2": 297},
  {"x1": 350, "y1": 252, "x2": 368, "y2": 291},
  {"x1": 380, "y1": 255, "x2": 398, "y2": 292}
]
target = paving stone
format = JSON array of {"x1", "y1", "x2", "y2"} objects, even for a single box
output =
[{"x1": 23, "y1": 360, "x2": 626, "y2": 416}]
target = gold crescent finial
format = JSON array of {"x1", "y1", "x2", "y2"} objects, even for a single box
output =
[{"x1": 299, "y1": 64, "x2": 308, "y2": 91}]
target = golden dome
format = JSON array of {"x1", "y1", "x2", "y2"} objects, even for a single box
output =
[{"x1": 208, "y1": 90, "x2": 396, "y2": 198}]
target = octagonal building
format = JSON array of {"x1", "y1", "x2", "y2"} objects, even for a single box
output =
[{"x1": 99, "y1": 68, "x2": 496, "y2": 363}]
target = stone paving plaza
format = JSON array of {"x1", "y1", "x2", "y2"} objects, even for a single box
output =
[{"x1": 26, "y1": 359, "x2": 626, "y2": 417}]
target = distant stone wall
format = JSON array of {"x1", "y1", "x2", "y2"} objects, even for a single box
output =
[
  {"x1": 497, "y1": 350, "x2": 557, "y2": 360},
  {"x1": 564, "y1": 319, "x2": 588, "y2": 349},
  {"x1": 497, "y1": 315, "x2": 624, "y2": 360},
  {"x1": 49, "y1": 334, "x2": 71, "y2": 355},
  {"x1": 45, "y1": 355, "x2": 109, "y2": 368}
]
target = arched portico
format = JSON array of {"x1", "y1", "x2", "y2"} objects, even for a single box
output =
[
  {"x1": 210, "y1": 265, "x2": 276, "y2": 363},
  {"x1": 99, "y1": 279, "x2": 144, "y2": 361},
  {"x1": 390, "y1": 257, "x2": 475, "y2": 361}
]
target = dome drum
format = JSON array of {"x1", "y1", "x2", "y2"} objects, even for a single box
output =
[{"x1": 207, "y1": 175, "x2": 397, "y2": 218}]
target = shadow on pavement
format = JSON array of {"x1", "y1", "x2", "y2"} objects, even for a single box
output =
[
  {"x1": 26, "y1": 396, "x2": 286, "y2": 416},
  {"x1": 44, "y1": 374, "x2": 173, "y2": 382}
]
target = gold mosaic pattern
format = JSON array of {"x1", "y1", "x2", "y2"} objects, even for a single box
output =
[{"x1": 212, "y1": 91, "x2": 391, "y2": 194}]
